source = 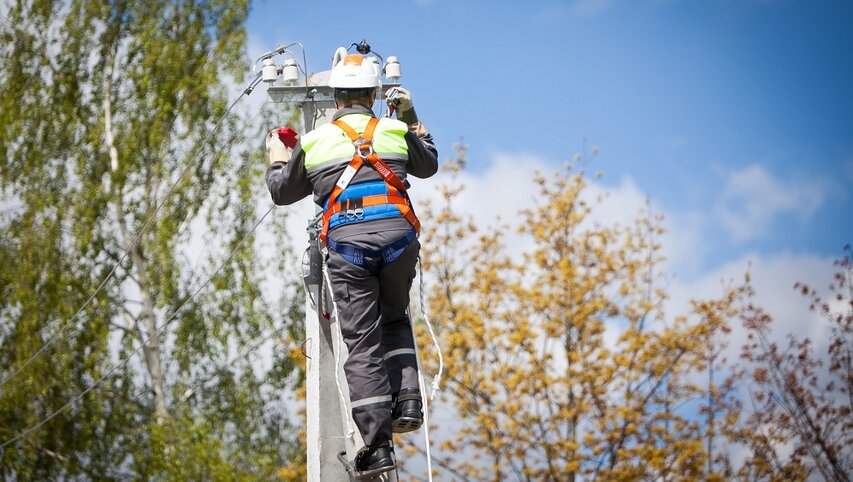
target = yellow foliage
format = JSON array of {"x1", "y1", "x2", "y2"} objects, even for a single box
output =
[{"x1": 398, "y1": 155, "x2": 749, "y2": 481}]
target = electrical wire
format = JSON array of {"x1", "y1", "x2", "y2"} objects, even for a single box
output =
[
  {"x1": 179, "y1": 326, "x2": 283, "y2": 402},
  {"x1": 281, "y1": 42, "x2": 310, "y2": 93},
  {"x1": 276, "y1": 42, "x2": 319, "y2": 132},
  {"x1": 0, "y1": 205, "x2": 274, "y2": 450},
  {"x1": 125, "y1": 324, "x2": 283, "y2": 405},
  {"x1": 252, "y1": 41, "x2": 309, "y2": 94},
  {"x1": 0, "y1": 74, "x2": 260, "y2": 393},
  {"x1": 15, "y1": 72, "x2": 259, "y2": 344},
  {"x1": 2, "y1": 99, "x2": 270, "y2": 397}
]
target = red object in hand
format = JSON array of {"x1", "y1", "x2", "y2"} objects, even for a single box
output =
[{"x1": 277, "y1": 127, "x2": 298, "y2": 149}]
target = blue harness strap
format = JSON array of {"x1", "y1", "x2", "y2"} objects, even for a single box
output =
[
  {"x1": 326, "y1": 228, "x2": 417, "y2": 274},
  {"x1": 325, "y1": 180, "x2": 405, "y2": 231}
]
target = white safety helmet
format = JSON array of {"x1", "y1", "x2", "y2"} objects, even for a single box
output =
[{"x1": 328, "y1": 53, "x2": 380, "y2": 89}]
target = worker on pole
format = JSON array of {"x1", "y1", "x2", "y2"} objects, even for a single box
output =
[{"x1": 265, "y1": 52, "x2": 437, "y2": 477}]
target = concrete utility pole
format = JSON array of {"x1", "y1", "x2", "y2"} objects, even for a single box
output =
[{"x1": 268, "y1": 71, "x2": 400, "y2": 482}]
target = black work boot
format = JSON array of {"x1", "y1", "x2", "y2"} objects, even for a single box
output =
[
  {"x1": 354, "y1": 440, "x2": 395, "y2": 479},
  {"x1": 392, "y1": 388, "x2": 423, "y2": 433}
]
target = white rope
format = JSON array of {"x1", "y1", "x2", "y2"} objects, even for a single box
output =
[
  {"x1": 418, "y1": 256, "x2": 443, "y2": 400},
  {"x1": 411, "y1": 313, "x2": 434, "y2": 482},
  {"x1": 319, "y1": 247, "x2": 442, "y2": 481},
  {"x1": 322, "y1": 258, "x2": 356, "y2": 441}
]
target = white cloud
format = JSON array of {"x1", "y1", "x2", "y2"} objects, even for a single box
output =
[
  {"x1": 667, "y1": 251, "x2": 836, "y2": 364},
  {"x1": 660, "y1": 209, "x2": 707, "y2": 277},
  {"x1": 409, "y1": 153, "x2": 836, "y2": 353},
  {"x1": 410, "y1": 153, "x2": 710, "y2": 282},
  {"x1": 410, "y1": 153, "x2": 680, "y2": 265},
  {"x1": 408, "y1": 152, "x2": 547, "y2": 258},
  {"x1": 584, "y1": 175, "x2": 648, "y2": 227},
  {"x1": 715, "y1": 164, "x2": 825, "y2": 242}
]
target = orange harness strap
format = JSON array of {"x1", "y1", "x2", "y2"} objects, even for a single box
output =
[{"x1": 320, "y1": 117, "x2": 420, "y2": 245}]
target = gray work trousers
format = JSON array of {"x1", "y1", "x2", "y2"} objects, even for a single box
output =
[{"x1": 326, "y1": 236, "x2": 421, "y2": 447}]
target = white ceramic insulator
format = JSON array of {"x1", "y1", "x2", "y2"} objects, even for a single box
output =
[
  {"x1": 261, "y1": 58, "x2": 278, "y2": 83},
  {"x1": 282, "y1": 59, "x2": 299, "y2": 84},
  {"x1": 385, "y1": 56, "x2": 401, "y2": 81}
]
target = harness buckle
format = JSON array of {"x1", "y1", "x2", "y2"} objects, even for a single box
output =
[
  {"x1": 353, "y1": 139, "x2": 374, "y2": 159},
  {"x1": 344, "y1": 208, "x2": 365, "y2": 220}
]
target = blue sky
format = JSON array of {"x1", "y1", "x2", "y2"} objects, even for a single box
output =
[{"x1": 247, "y1": 0, "x2": 852, "y2": 280}]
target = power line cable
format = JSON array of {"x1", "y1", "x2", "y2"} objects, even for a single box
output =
[
  {"x1": 178, "y1": 326, "x2": 283, "y2": 403},
  {"x1": 126, "y1": 322, "x2": 284, "y2": 404},
  {"x1": 22, "y1": 28, "x2": 255, "y2": 344},
  {"x1": 0, "y1": 204, "x2": 273, "y2": 450},
  {"x1": 1, "y1": 115, "x2": 267, "y2": 396},
  {"x1": 180, "y1": 99, "x2": 270, "y2": 272},
  {"x1": 0, "y1": 72, "x2": 263, "y2": 392}
]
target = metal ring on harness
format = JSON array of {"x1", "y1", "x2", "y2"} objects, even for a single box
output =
[{"x1": 353, "y1": 139, "x2": 374, "y2": 159}]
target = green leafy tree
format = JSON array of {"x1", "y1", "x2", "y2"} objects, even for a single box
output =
[{"x1": 0, "y1": 1, "x2": 303, "y2": 479}]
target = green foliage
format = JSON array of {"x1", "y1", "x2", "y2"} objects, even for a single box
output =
[{"x1": 0, "y1": 0, "x2": 303, "y2": 479}]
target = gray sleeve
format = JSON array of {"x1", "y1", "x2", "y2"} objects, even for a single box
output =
[
  {"x1": 265, "y1": 142, "x2": 313, "y2": 205},
  {"x1": 404, "y1": 130, "x2": 438, "y2": 179}
]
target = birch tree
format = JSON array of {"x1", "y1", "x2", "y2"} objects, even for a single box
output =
[{"x1": 0, "y1": 1, "x2": 302, "y2": 479}]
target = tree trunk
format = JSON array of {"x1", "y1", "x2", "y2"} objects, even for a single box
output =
[{"x1": 103, "y1": 58, "x2": 169, "y2": 421}]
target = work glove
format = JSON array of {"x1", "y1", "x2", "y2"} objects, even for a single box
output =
[
  {"x1": 266, "y1": 126, "x2": 298, "y2": 164},
  {"x1": 385, "y1": 86, "x2": 413, "y2": 112},
  {"x1": 385, "y1": 86, "x2": 419, "y2": 125}
]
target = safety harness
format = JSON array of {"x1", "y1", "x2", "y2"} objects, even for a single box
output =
[{"x1": 320, "y1": 117, "x2": 420, "y2": 272}]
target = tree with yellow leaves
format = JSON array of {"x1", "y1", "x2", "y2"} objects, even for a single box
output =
[
  {"x1": 273, "y1": 143, "x2": 848, "y2": 481},
  {"x1": 403, "y1": 145, "x2": 744, "y2": 481}
]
